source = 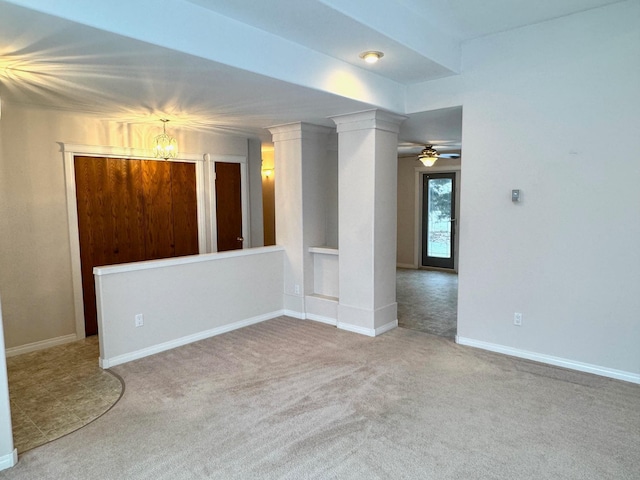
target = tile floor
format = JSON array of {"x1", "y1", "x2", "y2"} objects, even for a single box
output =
[
  {"x1": 397, "y1": 268, "x2": 458, "y2": 338},
  {"x1": 6, "y1": 336, "x2": 123, "y2": 453}
]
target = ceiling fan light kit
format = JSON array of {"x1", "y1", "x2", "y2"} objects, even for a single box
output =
[{"x1": 418, "y1": 145, "x2": 439, "y2": 167}]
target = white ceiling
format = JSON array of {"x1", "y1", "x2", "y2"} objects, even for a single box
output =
[{"x1": 0, "y1": 0, "x2": 623, "y2": 144}]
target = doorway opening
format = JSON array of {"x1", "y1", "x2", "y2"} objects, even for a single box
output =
[{"x1": 394, "y1": 106, "x2": 462, "y2": 339}]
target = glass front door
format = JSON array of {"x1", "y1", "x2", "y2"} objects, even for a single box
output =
[{"x1": 422, "y1": 172, "x2": 456, "y2": 269}]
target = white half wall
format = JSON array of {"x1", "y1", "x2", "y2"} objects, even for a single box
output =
[
  {"x1": 95, "y1": 246, "x2": 284, "y2": 367},
  {"x1": 406, "y1": 1, "x2": 640, "y2": 379}
]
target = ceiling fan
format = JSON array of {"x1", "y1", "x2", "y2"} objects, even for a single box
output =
[{"x1": 398, "y1": 141, "x2": 461, "y2": 167}]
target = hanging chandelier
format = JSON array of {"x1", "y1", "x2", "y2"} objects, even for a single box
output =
[{"x1": 154, "y1": 119, "x2": 178, "y2": 160}]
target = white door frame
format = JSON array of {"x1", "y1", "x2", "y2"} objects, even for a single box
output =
[{"x1": 62, "y1": 144, "x2": 207, "y2": 339}]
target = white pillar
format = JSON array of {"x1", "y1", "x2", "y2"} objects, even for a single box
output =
[
  {"x1": 268, "y1": 123, "x2": 334, "y2": 318},
  {"x1": 331, "y1": 110, "x2": 406, "y2": 336}
]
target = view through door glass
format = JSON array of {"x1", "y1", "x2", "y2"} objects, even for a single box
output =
[{"x1": 422, "y1": 172, "x2": 456, "y2": 269}]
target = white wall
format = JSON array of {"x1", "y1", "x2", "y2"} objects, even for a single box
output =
[
  {"x1": 0, "y1": 297, "x2": 17, "y2": 471},
  {"x1": 324, "y1": 134, "x2": 339, "y2": 248},
  {"x1": 397, "y1": 156, "x2": 418, "y2": 266},
  {"x1": 95, "y1": 247, "x2": 284, "y2": 366},
  {"x1": 0, "y1": 102, "x2": 256, "y2": 351},
  {"x1": 407, "y1": 0, "x2": 640, "y2": 380}
]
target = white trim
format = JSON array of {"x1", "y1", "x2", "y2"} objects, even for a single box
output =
[
  {"x1": 208, "y1": 155, "x2": 250, "y2": 252},
  {"x1": 94, "y1": 246, "x2": 283, "y2": 276},
  {"x1": 306, "y1": 314, "x2": 338, "y2": 326},
  {"x1": 195, "y1": 160, "x2": 208, "y2": 254},
  {"x1": 5, "y1": 334, "x2": 78, "y2": 357},
  {"x1": 375, "y1": 319, "x2": 398, "y2": 336},
  {"x1": 337, "y1": 319, "x2": 399, "y2": 337},
  {"x1": 396, "y1": 263, "x2": 417, "y2": 269},
  {"x1": 283, "y1": 309, "x2": 306, "y2": 320},
  {"x1": 0, "y1": 449, "x2": 17, "y2": 472},
  {"x1": 337, "y1": 322, "x2": 375, "y2": 337},
  {"x1": 413, "y1": 168, "x2": 423, "y2": 268},
  {"x1": 100, "y1": 310, "x2": 283, "y2": 368},
  {"x1": 62, "y1": 144, "x2": 203, "y2": 162},
  {"x1": 62, "y1": 143, "x2": 210, "y2": 339},
  {"x1": 456, "y1": 336, "x2": 640, "y2": 385},
  {"x1": 308, "y1": 247, "x2": 339, "y2": 256}
]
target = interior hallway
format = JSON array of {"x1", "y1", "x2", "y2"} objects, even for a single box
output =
[
  {"x1": 6, "y1": 336, "x2": 123, "y2": 453},
  {"x1": 397, "y1": 268, "x2": 458, "y2": 338}
]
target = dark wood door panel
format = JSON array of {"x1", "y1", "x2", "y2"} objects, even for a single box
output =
[
  {"x1": 109, "y1": 158, "x2": 146, "y2": 264},
  {"x1": 171, "y1": 162, "x2": 199, "y2": 257},
  {"x1": 142, "y1": 160, "x2": 174, "y2": 259},
  {"x1": 215, "y1": 162, "x2": 243, "y2": 252}
]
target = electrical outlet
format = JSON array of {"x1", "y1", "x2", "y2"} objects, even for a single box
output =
[
  {"x1": 513, "y1": 312, "x2": 522, "y2": 326},
  {"x1": 294, "y1": 284, "x2": 300, "y2": 295},
  {"x1": 135, "y1": 313, "x2": 144, "y2": 327}
]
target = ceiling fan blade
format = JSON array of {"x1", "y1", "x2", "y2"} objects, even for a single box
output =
[
  {"x1": 397, "y1": 146, "x2": 424, "y2": 155},
  {"x1": 432, "y1": 143, "x2": 461, "y2": 150}
]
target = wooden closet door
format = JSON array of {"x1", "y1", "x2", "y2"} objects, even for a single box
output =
[
  {"x1": 74, "y1": 157, "x2": 146, "y2": 336},
  {"x1": 74, "y1": 157, "x2": 199, "y2": 336}
]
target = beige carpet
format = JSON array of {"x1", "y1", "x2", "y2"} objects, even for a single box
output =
[{"x1": 1, "y1": 317, "x2": 638, "y2": 479}]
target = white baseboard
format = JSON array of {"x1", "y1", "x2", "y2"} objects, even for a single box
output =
[
  {"x1": 396, "y1": 263, "x2": 417, "y2": 269},
  {"x1": 337, "y1": 319, "x2": 398, "y2": 338},
  {"x1": 306, "y1": 314, "x2": 337, "y2": 326},
  {"x1": 456, "y1": 336, "x2": 640, "y2": 385},
  {"x1": 283, "y1": 309, "x2": 306, "y2": 320},
  {"x1": 5, "y1": 334, "x2": 78, "y2": 358},
  {"x1": 337, "y1": 322, "x2": 375, "y2": 337},
  {"x1": 375, "y1": 319, "x2": 398, "y2": 336},
  {"x1": 0, "y1": 449, "x2": 17, "y2": 471},
  {"x1": 100, "y1": 311, "x2": 283, "y2": 368}
]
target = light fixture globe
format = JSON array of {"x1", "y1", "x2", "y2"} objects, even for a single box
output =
[
  {"x1": 154, "y1": 119, "x2": 178, "y2": 160},
  {"x1": 418, "y1": 145, "x2": 439, "y2": 167}
]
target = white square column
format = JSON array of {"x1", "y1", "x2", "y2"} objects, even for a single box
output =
[
  {"x1": 268, "y1": 123, "x2": 334, "y2": 318},
  {"x1": 331, "y1": 110, "x2": 406, "y2": 336}
]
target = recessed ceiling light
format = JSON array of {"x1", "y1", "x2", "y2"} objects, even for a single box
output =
[{"x1": 359, "y1": 51, "x2": 384, "y2": 64}]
